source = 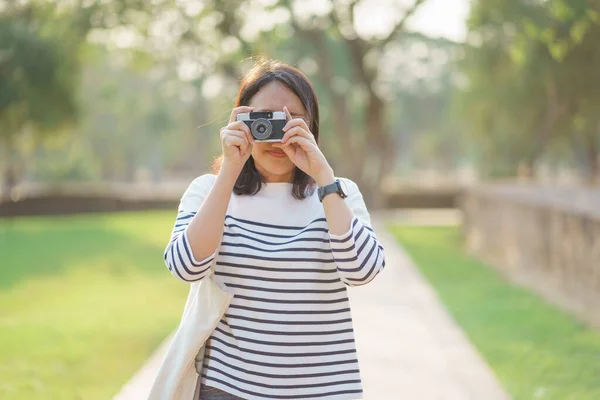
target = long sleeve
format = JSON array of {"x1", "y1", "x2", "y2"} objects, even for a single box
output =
[
  {"x1": 164, "y1": 174, "x2": 217, "y2": 283},
  {"x1": 329, "y1": 178, "x2": 386, "y2": 287}
]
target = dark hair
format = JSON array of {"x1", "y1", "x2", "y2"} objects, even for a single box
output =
[{"x1": 213, "y1": 58, "x2": 320, "y2": 200}]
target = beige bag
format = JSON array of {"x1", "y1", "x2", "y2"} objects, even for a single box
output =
[{"x1": 148, "y1": 274, "x2": 234, "y2": 400}]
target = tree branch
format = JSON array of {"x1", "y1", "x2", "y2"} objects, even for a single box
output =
[
  {"x1": 330, "y1": 2, "x2": 372, "y2": 85},
  {"x1": 336, "y1": 0, "x2": 429, "y2": 88},
  {"x1": 216, "y1": 1, "x2": 253, "y2": 57},
  {"x1": 381, "y1": 0, "x2": 428, "y2": 46}
]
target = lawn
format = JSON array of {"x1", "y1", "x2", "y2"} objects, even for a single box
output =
[
  {"x1": 389, "y1": 225, "x2": 600, "y2": 400},
  {"x1": 0, "y1": 211, "x2": 188, "y2": 400}
]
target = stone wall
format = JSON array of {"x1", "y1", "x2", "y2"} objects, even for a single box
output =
[
  {"x1": 0, "y1": 182, "x2": 185, "y2": 217},
  {"x1": 384, "y1": 187, "x2": 460, "y2": 209},
  {"x1": 459, "y1": 184, "x2": 600, "y2": 329}
]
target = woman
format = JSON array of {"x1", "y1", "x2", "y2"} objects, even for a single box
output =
[{"x1": 164, "y1": 58, "x2": 385, "y2": 400}]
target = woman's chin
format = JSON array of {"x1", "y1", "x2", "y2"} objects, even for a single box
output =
[{"x1": 256, "y1": 160, "x2": 295, "y2": 181}]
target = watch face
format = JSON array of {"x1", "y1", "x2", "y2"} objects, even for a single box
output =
[{"x1": 338, "y1": 179, "x2": 349, "y2": 197}]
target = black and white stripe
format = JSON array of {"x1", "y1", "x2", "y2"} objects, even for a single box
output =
[
  {"x1": 329, "y1": 217, "x2": 386, "y2": 286},
  {"x1": 164, "y1": 176, "x2": 385, "y2": 399},
  {"x1": 163, "y1": 212, "x2": 215, "y2": 282}
]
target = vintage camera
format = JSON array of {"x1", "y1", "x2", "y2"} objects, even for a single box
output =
[{"x1": 237, "y1": 111, "x2": 286, "y2": 142}]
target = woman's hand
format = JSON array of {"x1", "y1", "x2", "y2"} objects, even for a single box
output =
[
  {"x1": 272, "y1": 106, "x2": 334, "y2": 185},
  {"x1": 220, "y1": 106, "x2": 255, "y2": 173}
]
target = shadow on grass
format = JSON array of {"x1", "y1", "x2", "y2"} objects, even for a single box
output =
[{"x1": 0, "y1": 212, "x2": 174, "y2": 291}]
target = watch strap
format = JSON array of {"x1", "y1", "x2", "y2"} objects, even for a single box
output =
[{"x1": 318, "y1": 179, "x2": 346, "y2": 202}]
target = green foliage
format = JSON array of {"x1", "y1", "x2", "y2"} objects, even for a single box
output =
[
  {"x1": 0, "y1": 4, "x2": 81, "y2": 137},
  {"x1": 391, "y1": 225, "x2": 600, "y2": 400},
  {"x1": 0, "y1": 3, "x2": 91, "y2": 193},
  {"x1": 458, "y1": 0, "x2": 600, "y2": 180}
]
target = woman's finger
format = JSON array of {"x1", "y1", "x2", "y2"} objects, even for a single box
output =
[
  {"x1": 282, "y1": 114, "x2": 310, "y2": 135},
  {"x1": 283, "y1": 106, "x2": 293, "y2": 122},
  {"x1": 280, "y1": 126, "x2": 315, "y2": 145},
  {"x1": 220, "y1": 128, "x2": 249, "y2": 142},
  {"x1": 280, "y1": 135, "x2": 315, "y2": 151},
  {"x1": 229, "y1": 106, "x2": 255, "y2": 124},
  {"x1": 223, "y1": 120, "x2": 254, "y2": 144},
  {"x1": 221, "y1": 129, "x2": 250, "y2": 153},
  {"x1": 223, "y1": 135, "x2": 248, "y2": 155}
]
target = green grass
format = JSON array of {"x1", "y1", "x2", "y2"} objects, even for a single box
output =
[
  {"x1": 389, "y1": 225, "x2": 600, "y2": 400},
  {"x1": 0, "y1": 211, "x2": 189, "y2": 399}
]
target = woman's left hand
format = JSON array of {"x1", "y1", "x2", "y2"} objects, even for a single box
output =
[{"x1": 272, "y1": 106, "x2": 334, "y2": 185}]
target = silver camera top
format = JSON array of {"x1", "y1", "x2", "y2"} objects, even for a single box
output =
[{"x1": 236, "y1": 111, "x2": 286, "y2": 121}]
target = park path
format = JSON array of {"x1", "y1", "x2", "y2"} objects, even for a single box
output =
[{"x1": 114, "y1": 209, "x2": 511, "y2": 400}]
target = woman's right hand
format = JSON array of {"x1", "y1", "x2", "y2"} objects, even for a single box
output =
[{"x1": 220, "y1": 106, "x2": 255, "y2": 171}]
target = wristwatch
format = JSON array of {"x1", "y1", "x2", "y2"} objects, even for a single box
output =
[{"x1": 318, "y1": 179, "x2": 348, "y2": 202}]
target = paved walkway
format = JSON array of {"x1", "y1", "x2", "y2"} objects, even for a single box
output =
[
  {"x1": 114, "y1": 210, "x2": 510, "y2": 400},
  {"x1": 352, "y1": 217, "x2": 509, "y2": 399}
]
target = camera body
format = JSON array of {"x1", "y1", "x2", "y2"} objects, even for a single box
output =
[{"x1": 237, "y1": 111, "x2": 286, "y2": 142}]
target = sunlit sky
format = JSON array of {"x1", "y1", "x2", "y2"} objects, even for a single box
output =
[
  {"x1": 355, "y1": 0, "x2": 470, "y2": 42},
  {"x1": 103, "y1": 0, "x2": 471, "y2": 52},
  {"x1": 408, "y1": 0, "x2": 469, "y2": 41}
]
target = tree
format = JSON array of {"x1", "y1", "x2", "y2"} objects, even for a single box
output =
[
  {"x1": 543, "y1": 2, "x2": 600, "y2": 183},
  {"x1": 82, "y1": 0, "x2": 429, "y2": 206},
  {"x1": 458, "y1": 0, "x2": 565, "y2": 177},
  {"x1": 0, "y1": 3, "x2": 83, "y2": 195},
  {"x1": 458, "y1": 0, "x2": 600, "y2": 183},
  {"x1": 225, "y1": 0, "x2": 429, "y2": 207}
]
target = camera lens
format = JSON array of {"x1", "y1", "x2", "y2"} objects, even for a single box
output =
[{"x1": 251, "y1": 118, "x2": 272, "y2": 140}]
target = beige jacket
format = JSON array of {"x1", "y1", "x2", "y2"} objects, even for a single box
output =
[{"x1": 148, "y1": 275, "x2": 234, "y2": 400}]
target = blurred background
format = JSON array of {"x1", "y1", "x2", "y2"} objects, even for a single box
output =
[
  {"x1": 2, "y1": 0, "x2": 599, "y2": 208},
  {"x1": 1, "y1": 0, "x2": 599, "y2": 399}
]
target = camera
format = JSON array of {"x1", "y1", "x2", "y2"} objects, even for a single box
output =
[{"x1": 237, "y1": 111, "x2": 286, "y2": 142}]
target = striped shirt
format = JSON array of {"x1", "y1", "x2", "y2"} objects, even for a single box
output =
[{"x1": 164, "y1": 174, "x2": 385, "y2": 400}]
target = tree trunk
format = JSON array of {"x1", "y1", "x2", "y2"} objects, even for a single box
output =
[
  {"x1": 528, "y1": 77, "x2": 563, "y2": 180},
  {"x1": 2, "y1": 166, "x2": 18, "y2": 202},
  {"x1": 328, "y1": 92, "x2": 392, "y2": 209},
  {"x1": 1, "y1": 135, "x2": 20, "y2": 201},
  {"x1": 361, "y1": 92, "x2": 394, "y2": 209},
  {"x1": 329, "y1": 94, "x2": 364, "y2": 179},
  {"x1": 589, "y1": 150, "x2": 599, "y2": 185},
  {"x1": 584, "y1": 129, "x2": 599, "y2": 185},
  {"x1": 517, "y1": 159, "x2": 535, "y2": 180}
]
